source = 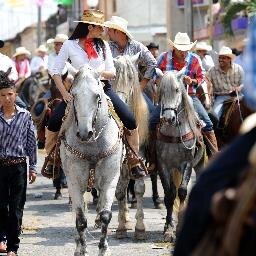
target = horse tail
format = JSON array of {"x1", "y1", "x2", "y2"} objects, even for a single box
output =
[{"x1": 131, "y1": 85, "x2": 149, "y2": 145}]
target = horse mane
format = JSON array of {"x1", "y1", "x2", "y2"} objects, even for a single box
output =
[
  {"x1": 159, "y1": 71, "x2": 198, "y2": 135},
  {"x1": 113, "y1": 55, "x2": 149, "y2": 143},
  {"x1": 59, "y1": 102, "x2": 74, "y2": 136}
]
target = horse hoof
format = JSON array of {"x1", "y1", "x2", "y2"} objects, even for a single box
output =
[
  {"x1": 116, "y1": 229, "x2": 128, "y2": 239},
  {"x1": 124, "y1": 221, "x2": 133, "y2": 230},
  {"x1": 134, "y1": 228, "x2": 146, "y2": 240},
  {"x1": 98, "y1": 247, "x2": 111, "y2": 256},
  {"x1": 163, "y1": 231, "x2": 175, "y2": 242}
]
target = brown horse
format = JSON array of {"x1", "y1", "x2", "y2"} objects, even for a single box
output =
[{"x1": 211, "y1": 95, "x2": 254, "y2": 148}]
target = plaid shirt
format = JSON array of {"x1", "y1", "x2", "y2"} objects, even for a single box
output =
[
  {"x1": 0, "y1": 105, "x2": 37, "y2": 171},
  {"x1": 244, "y1": 17, "x2": 256, "y2": 110},
  {"x1": 207, "y1": 63, "x2": 244, "y2": 95},
  {"x1": 109, "y1": 39, "x2": 157, "y2": 79},
  {"x1": 157, "y1": 50, "x2": 204, "y2": 95}
]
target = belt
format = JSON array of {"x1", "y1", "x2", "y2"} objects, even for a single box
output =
[{"x1": 0, "y1": 157, "x2": 26, "y2": 167}]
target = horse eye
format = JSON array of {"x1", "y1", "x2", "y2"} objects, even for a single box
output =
[{"x1": 176, "y1": 88, "x2": 179, "y2": 93}]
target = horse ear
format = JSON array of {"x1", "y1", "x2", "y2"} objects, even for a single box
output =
[{"x1": 131, "y1": 52, "x2": 141, "y2": 65}]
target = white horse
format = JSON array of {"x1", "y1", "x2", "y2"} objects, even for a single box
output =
[
  {"x1": 112, "y1": 54, "x2": 149, "y2": 240},
  {"x1": 156, "y1": 71, "x2": 204, "y2": 242},
  {"x1": 60, "y1": 67, "x2": 123, "y2": 256}
]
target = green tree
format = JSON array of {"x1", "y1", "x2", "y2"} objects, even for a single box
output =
[{"x1": 221, "y1": 0, "x2": 256, "y2": 35}]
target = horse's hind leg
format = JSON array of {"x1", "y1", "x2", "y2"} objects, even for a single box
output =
[
  {"x1": 75, "y1": 207, "x2": 88, "y2": 256},
  {"x1": 115, "y1": 164, "x2": 132, "y2": 238},
  {"x1": 134, "y1": 178, "x2": 146, "y2": 240}
]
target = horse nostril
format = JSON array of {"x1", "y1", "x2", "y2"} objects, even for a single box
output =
[
  {"x1": 76, "y1": 132, "x2": 80, "y2": 137},
  {"x1": 88, "y1": 131, "x2": 93, "y2": 137}
]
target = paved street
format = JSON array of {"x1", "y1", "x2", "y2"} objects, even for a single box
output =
[{"x1": 17, "y1": 149, "x2": 172, "y2": 256}]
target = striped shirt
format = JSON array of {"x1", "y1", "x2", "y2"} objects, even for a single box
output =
[
  {"x1": 207, "y1": 63, "x2": 244, "y2": 95},
  {"x1": 0, "y1": 105, "x2": 37, "y2": 171},
  {"x1": 157, "y1": 50, "x2": 204, "y2": 95},
  {"x1": 109, "y1": 39, "x2": 157, "y2": 79}
]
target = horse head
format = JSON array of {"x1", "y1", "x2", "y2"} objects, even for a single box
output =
[
  {"x1": 159, "y1": 71, "x2": 183, "y2": 126},
  {"x1": 70, "y1": 67, "x2": 106, "y2": 142}
]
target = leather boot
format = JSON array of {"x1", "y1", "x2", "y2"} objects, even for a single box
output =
[
  {"x1": 45, "y1": 128, "x2": 59, "y2": 175},
  {"x1": 147, "y1": 130, "x2": 157, "y2": 174},
  {"x1": 125, "y1": 127, "x2": 147, "y2": 179},
  {"x1": 202, "y1": 130, "x2": 219, "y2": 157}
]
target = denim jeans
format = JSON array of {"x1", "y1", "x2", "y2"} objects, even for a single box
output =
[
  {"x1": 191, "y1": 96, "x2": 213, "y2": 132},
  {"x1": 149, "y1": 96, "x2": 213, "y2": 132},
  {"x1": 213, "y1": 95, "x2": 231, "y2": 120},
  {"x1": 0, "y1": 162, "x2": 27, "y2": 253}
]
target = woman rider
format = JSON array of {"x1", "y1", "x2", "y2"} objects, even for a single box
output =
[{"x1": 48, "y1": 9, "x2": 146, "y2": 179}]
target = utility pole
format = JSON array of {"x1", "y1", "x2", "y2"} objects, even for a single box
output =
[
  {"x1": 209, "y1": 0, "x2": 214, "y2": 45},
  {"x1": 37, "y1": 5, "x2": 42, "y2": 47},
  {"x1": 185, "y1": 0, "x2": 194, "y2": 41}
]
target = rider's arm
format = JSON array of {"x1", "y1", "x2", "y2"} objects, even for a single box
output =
[
  {"x1": 51, "y1": 41, "x2": 73, "y2": 102},
  {"x1": 101, "y1": 41, "x2": 116, "y2": 80}
]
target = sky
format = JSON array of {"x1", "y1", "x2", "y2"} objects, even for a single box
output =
[{"x1": 0, "y1": 0, "x2": 58, "y2": 40}]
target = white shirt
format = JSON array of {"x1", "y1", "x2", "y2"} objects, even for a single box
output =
[
  {"x1": 201, "y1": 55, "x2": 215, "y2": 72},
  {"x1": 51, "y1": 39, "x2": 116, "y2": 76},
  {"x1": 0, "y1": 53, "x2": 18, "y2": 81},
  {"x1": 48, "y1": 52, "x2": 77, "y2": 77},
  {"x1": 30, "y1": 55, "x2": 48, "y2": 74}
]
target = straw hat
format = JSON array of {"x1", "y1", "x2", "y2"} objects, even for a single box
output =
[
  {"x1": 36, "y1": 44, "x2": 48, "y2": 53},
  {"x1": 195, "y1": 41, "x2": 212, "y2": 51},
  {"x1": 104, "y1": 16, "x2": 133, "y2": 39},
  {"x1": 46, "y1": 38, "x2": 54, "y2": 44},
  {"x1": 74, "y1": 9, "x2": 105, "y2": 26},
  {"x1": 218, "y1": 46, "x2": 235, "y2": 60},
  {"x1": 168, "y1": 32, "x2": 197, "y2": 51},
  {"x1": 13, "y1": 47, "x2": 31, "y2": 58},
  {"x1": 53, "y1": 34, "x2": 68, "y2": 43},
  {"x1": 0, "y1": 40, "x2": 4, "y2": 48}
]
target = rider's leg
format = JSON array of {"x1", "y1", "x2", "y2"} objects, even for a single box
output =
[
  {"x1": 47, "y1": 100, "x2": 67, "y2": 132},
  {"x1": 191, "y1": 96, "x2": 218, "y2": 156},
  {"x1": 103, "y1": 82, "x2": 146, "y2": 179},
  {"x1": 213, "y1": 95, "x2": 230, "y2": 120}
]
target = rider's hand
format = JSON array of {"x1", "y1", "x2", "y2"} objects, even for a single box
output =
[
  {"x1": 29, "y1": 171, "x2": 37, "y2": 184},
  {"x1": 62, "y1": 91, "x2": 73, "y2": 103},
  {"x1": 183, "y1": 76, "x2": 192, "y2": 85}
]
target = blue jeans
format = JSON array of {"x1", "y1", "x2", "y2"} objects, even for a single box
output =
[
  {"x1": 149, "y1": 96, "x2": 213, "y2": 132},
  {"x1": 213, "y1": 95, "x2": 231, "y2": 120},
  {"x1": 191, "y1": 96, "x2": 213, "y2": 132}
]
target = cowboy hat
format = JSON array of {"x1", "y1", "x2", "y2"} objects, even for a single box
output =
[
  {"x1": 53, "y1": 34, "x2": 68, "y2": 43},
  {"x1": 36, "y1": 44, "x2": 48, "y2": 53},
  {"x1": 0, "y1": 40, "x2": 4, "y2": 48},
  {"x1": 195, "y1": 41, "x2": 212, "y2": 51},
  {"x1": 46, "y1": 38, "x2": 54, "y2": 44},
  {"x1": 74, "y1": 9, "x2": 105, "y2": 26},
  {"x1": 168, "y1": 32, "x2": 197, "y2": 51},
  {"x1": 218, "y1": 46, "x2": 236, "y2": 60},
  {"x1": 13, "y1": 47, "x2": 31, "y2": 58},
  {"x1": 147, "y1": 42, "x2": 159, "y2": 50},
  {"x1": 104, "y1": 16, "x2": 133, "y2": 39}
]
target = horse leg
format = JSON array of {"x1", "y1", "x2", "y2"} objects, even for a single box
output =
[
  {"x1": 158, "y1": 166, "x2": 176, "y2": 242},
  {"x1": 116, "y1": 164, "x2": 132, "y2": 239},
  {"x1": 176, "y1": 163, "x2": 193, "y2": 234},
  {"x1": 134, "y1": 178, "x2": 146, "y2": 240}
]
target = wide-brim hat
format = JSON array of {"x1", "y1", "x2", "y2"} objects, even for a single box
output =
[
  {"x1": 219, "y1": 46, "x2": 236, "y2": 60},
  {"x1": 36, "y1": 44, "x2": 48, "y2": 53},
  {"x1": 13, "y1": 46, "x2": 31, "y2": 58},
  {"x1": 0, "y1": 40, "x2": 4, "y2": 48},
  {"x1": 147, "y1": 42, "x2": 159, "y2": 49},
  {"x1": 74, "y1": 9, "x2": 105, "y2": 26},
  {"x1": 168, "y1": 32, "x2": 197, "y2": 51},
  {"x1": 53, "y1": 34, "x2": 68, "y2": 43},
  {"x1": 195, "y1": 41, "x2": 212, "y2": 51},
  {"x1": 104, "y1": 16, "x2": 133, "y2": 39}
]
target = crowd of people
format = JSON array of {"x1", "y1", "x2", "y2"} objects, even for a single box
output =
[{"x1": 0, "y1": 7, "x2": 253, "y2": 256}]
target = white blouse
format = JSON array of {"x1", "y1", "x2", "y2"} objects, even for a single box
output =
[{"x1": 50, "y1": 39, "x2": 116, "y2": 76}]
